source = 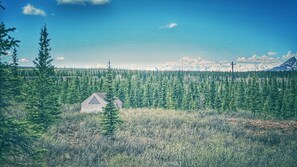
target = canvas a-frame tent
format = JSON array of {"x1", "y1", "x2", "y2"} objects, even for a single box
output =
[{"x1": 80, "y1": 93, "x2": 123, "y2": 113}]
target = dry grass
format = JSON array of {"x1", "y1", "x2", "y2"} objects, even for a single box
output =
[
  {"x1": 42, "y1": 107, "x2": 297, "y2": 167},
  {"x1": 227, "y1": 118, "x2": 297, "y2": 131}
]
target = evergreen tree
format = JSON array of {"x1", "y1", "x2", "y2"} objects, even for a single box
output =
[
  {"x1": 181, "y1": 85, "x2": 190, "y2": 110},
  {"x1": 101, "y1": 61, "x2": 122, "y2": 137},
  {"x1": 146, "y1": 76, "x2": 154, "y2": 108},
  {"x1": 26, "y1": 25, "x2": 60, "y2": 132},
  {"x1": 263, "y1": 96, "x2": 272, "y2": 115},
  {"x1": 152, "y1": 87, "x2": 159, "y2": 108},
  {"x1": 215, "y1": 84, "x2": 223, "y2": 113},
  {"x1": 282, "y1": 87, "x2": 295, "y2": 118},
  {"x1": 123, "y1": 76, "x2": 132, "y2": 108},
  {"x1": 157, "y1": 79, "x2": 167, "y2": 108},
  {"x1": 67, "y1": 76, "x2": 80, "y2": 104},
  {"x1": 11, "y1": 47, "x2": 18, "y2": 76},
  {"x1": 294, "y1": 96, "x2": 297, "y2": 118},
  {"x1": 249, "y1": 77, "x2": 261, "y2": 115},
  {"x1": 172, "y1": 78, "x2": 182, "y2": 109},
  {"x1": 0, "y1": 10, "x2": 41, "y2": 165},
  {"x1": 117, "y1": 80, "x2": 126, "y2": 103},
  {"x1": 236, "y1": 79, "x2": 245, "y2": 109},
  {"x1": 166, "y1": 86, "x2": 175, "y2": 110},
  {"x1": 10, "y1": 47, "x2": 22, "y2": 101},
  {"x1": 59, "y1": 79, "x2": 69, "y2": 104},
  {"x1": 81, "y1": 76, "x2": 91, "y2": 100},
  {"x1": 208, "y1": 79, "x2": 216, "y2": 109}
]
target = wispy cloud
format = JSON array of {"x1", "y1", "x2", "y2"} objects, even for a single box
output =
[
  {"x1": 20, "y1": 58, "x2": 29, "y2": 63},
  {"x1": 56, "y1": 57, "x2": 65, "y2": 61},
  {"x1": 160, "y1": 22, "x2": 178, "y2": 29},
  {"x1": 57, "y1": 0, "x2": 110, "y2": 5},
  {"x1": 23, "y1": 4, "x2": 46, "y2": 16}
]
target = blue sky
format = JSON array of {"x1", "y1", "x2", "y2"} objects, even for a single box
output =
[{"x1": 1, "y1": 0, "x2": 297, "y2": 67}]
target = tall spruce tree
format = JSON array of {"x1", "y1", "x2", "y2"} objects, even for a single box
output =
[
  {"x1": 26, "y1": 25, "x2": 60, "y2": 132},
  {"x1": 101, "y1": 60, "x2": 122, "y2": 137}
]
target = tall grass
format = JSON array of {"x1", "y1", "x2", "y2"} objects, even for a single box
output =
[{"x1": 42, "y1": 107, "x2": 297, "y2": 167}]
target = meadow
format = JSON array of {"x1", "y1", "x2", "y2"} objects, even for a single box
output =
[{"x1": 42, "y1": 105, "x2": 297, "y2": 167}]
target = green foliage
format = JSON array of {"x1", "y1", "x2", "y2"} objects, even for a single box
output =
[
  {"x1": 11, "y1": 48, "x2": 18, "y2": 76},
  {"x1": 0, "y1": 23, "x2": 19, "y2": 57},
  {"x1": 0, "y1": 12, "x2": 43, "y2": 166},
  {"x1": 26, "y1": 25, "x2": 60, "y2": 132},
  {"x1": 33, "y1": 25, "x2": 54, "y2": 77},
  {"x1": 20, "y1": 67, "x2": 297, "y2": 119},
  {"x1": 66, "y1": 77, "x2": 80, "y2": 104},
  {"x1": 101, "y1": 61, "x2": 122, "y2": 136},
  {"x1": 0, "y1": 118, "x2": 43, "y2": 166}
]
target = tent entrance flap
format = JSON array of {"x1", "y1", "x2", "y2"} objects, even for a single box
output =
[{"x1": 89, "y1": 96, "x2": 100, "y2": 104}]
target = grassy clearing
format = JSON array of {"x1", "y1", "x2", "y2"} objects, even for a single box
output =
[{"x1": 42, "y1": 107, "x2": 297, "y2": 167}]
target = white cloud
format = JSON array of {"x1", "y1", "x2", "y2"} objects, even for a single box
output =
[
  {"x1": 23, "y1": 4, "x2": 46, "y2": 16},
  {"x1": 160, "y1": 22, "x2": 178, "y2": 29},
  {"x1": 56, "y1": 57, "x2": 65, "y2": 61},
  {"x1": 57, "y1": 0, "x2": 110, "y2": 5},
  {"x1": 20, "y1": 58, "x2": 29, "y2": 63},
  {"x1": 267, "y1": 52, "x2": 277, "y2": 56}
]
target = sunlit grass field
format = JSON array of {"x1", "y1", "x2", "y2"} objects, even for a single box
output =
[{"x1": 42, "y1": 106, "x2": 297, "y2": 167}]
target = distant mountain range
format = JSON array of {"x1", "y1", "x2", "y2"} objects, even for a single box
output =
[
  {"x1": 269, "y1": 56, "x2": 297, "y2": 71},
  {"x1": 128, "y1": 57, "x2": 279, "y2": 72},
  {"x1": 88, "y1": 56, "x2": 297, "y2": 72}
]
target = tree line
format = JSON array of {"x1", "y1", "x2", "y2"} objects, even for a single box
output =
[
  {"x1": 18, "y1": 68, "x2": 296, "y2": 119},
  {"x1": 16, "y1": 59, "x2": 297, "y2": 119}
]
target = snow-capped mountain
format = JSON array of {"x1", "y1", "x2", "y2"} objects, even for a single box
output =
[
  {"x1": 160, "y1": 57, "x2": 217, "y2": 71},
  {"x1": 157, "y1": 57, "x2": 278, "y2": 72},
  {"x1": 269, "y1": 57, "x2": 297, "y2": 71},
  {"x1": 116, "y1": 57, "x2": 282, "y2": 72}
]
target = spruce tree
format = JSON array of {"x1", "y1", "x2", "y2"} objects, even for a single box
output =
[
  {"x1": 181, "y1": 85, "x2": 190, "y2": 110},
  {"x1": 59, "y1": 79, "x2": 69, "y2": 104},
  {"x1": 117, "y1": 81, "x2": 126, "y2": 105},
  {"x1": 208, "y1": 79, "x2": 216, "y2": 109},
  {"x1": 26, "y1": 25, "x2": 60, "y2": 132},
  {"x1": 157, "y1": 80, "x2": 167, "y2": 108},
  {"x1": 236, "y1": 80, "x2": 245, "y2": 109},
  {"x1": 101, "y1": 60, "x2": 122, "y2": 137},
  {"x1": 166, "y1": 86, "x2": 175, "y2": 110},
  {"x1": 249, "y1": 77, "x2": 261, "y2": 115},
  {"x1": 67, "y1": 76, "x2": 80, "y2": 104},
  {"x1": 11, "y1": 48, "x2": 18, "y2": 76},
  {"x1": 10, "y1": 47, "x2": 22, "y2": 101}
]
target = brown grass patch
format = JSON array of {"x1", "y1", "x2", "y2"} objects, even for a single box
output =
[{"x1": 227, "y1": 118, "x2": 297, "y2": 131}]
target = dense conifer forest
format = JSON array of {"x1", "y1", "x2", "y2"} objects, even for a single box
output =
[{"x1": 18, "y1": 68, "x2": 297, "y2": 119}]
